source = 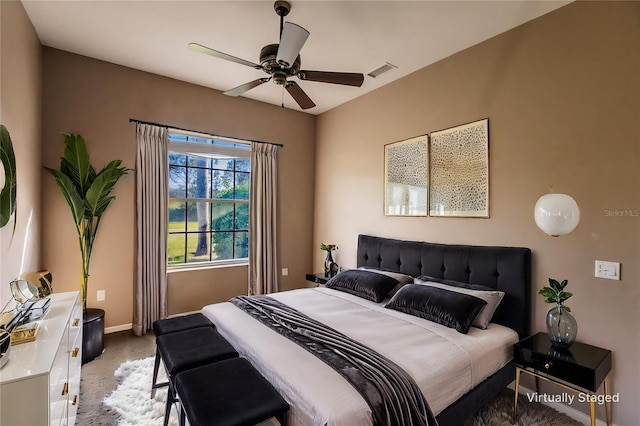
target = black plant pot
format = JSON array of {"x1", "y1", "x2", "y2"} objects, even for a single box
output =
[{"x1": 82, "y1": 308, "x2": 105, "y2": 364}]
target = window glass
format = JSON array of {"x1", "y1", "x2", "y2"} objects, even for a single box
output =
[{"x1": 167, "y1": 132, "x2": 251, "y2": 267}]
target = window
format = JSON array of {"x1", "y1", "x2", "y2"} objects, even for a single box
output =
[{"x1": 167, "y1": 130, "x2": 251, "y2": 267}]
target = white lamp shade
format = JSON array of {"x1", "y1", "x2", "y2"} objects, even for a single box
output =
[
  {"x1": 276, "y1": 22, "x2": 309, "y2": 67},
  {"x1": 534, "y1": 194, "x2": 580, "y2": 237}
]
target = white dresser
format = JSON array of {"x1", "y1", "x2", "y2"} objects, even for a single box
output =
[{"x1": 0, "y1": 291, "x2": 83, "y2": 426}]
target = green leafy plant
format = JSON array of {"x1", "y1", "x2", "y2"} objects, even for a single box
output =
[
  {"x1": 45, "y1": 134, "x2": 128, "y2": 310},
  {"x1": 539, "y1": 278, "x2": 573, "y2": 311},
  {"x1": 0, "y1": 125, "x2": 17, "y2": 228},
  {"x1": 320, "y1": 243, "x2": 338, "y2": 252}
]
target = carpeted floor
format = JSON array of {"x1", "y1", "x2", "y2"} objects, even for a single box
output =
[
  {"x1": 78, "y1": 330, "x2": 583, "y2": 425},
  {"x1": 77, "y1": 330, "x2": 156, "y2": 425}
]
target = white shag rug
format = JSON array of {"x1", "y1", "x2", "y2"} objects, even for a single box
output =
[
  {"x1": 104, "y1": 357, "x2": 579, "y2": 426},
  {"x1": 104, "y1": 357, "x2": 179, "y2": 426}
]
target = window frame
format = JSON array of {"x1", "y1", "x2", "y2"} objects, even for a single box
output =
[{"x1": 167, "y1": 129, "x2": 251, "y2": 270}]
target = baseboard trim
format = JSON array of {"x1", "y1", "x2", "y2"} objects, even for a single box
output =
[
  {"x1": 508, "y1": 382, "x2": 616, "y2": 426},
  {"x1": 105, "y1": 323, "x2": 132, "y2": 334},
  {"x1": 104, "y1": 311, "x2": 202, "y2": 334},
  {"x1": 168, "y1": 310, "x2": 201, "y2": 318}
]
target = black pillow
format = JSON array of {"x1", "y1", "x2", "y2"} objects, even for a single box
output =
[
  {"x1": 384, "y1": 283, "x2": 487, "y2": 334},
  {"x1": 325, "y1": 269, "x2": 399, "y2": 303}
]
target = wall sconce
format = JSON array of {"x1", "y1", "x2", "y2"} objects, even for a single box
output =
[{"x1": 534, "y1": 193, "x2": 580, "y2": 237}]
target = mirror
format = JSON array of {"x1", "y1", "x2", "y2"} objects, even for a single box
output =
[{"x1": 9, "y1": 279, "x2": 39, "y2": 304}]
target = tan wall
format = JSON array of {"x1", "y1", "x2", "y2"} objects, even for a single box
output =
[
  {"x1": 315, "y1": 2, "x2": 639, "y2": 425},
  {"x1": 41, "y1": 48, "x2": 316, "y2": 327},
  {"x1": 0, "y1": 0, "x2": 42, "y2": 305}
]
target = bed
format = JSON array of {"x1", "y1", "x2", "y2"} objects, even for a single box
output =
[{"x1": 202, "y1": 235, "x2": 531, "y2": 425}]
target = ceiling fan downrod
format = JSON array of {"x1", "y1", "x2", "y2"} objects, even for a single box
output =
[{"x1": 274, "y1": 1, "x2": 291, "y2": 38}]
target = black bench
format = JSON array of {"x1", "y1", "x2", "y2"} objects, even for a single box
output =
[
  {"x1": 151, "y1": 313, "x2": 216, "y2": 397},
  {"x1": 175, "y1": 357, "x2": 290, "y2": 426},
  {"x1": 156, "y1": 327, "x2": 239, "y2": 426}
]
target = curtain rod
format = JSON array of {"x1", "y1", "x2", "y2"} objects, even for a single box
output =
[{"x1": 129, "y1": 118, "x2": 284, "y2": 148}]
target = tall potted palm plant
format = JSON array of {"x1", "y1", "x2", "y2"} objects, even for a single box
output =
[{"x1": 45, "y1": 134, "x2": 128, "y2": 311}]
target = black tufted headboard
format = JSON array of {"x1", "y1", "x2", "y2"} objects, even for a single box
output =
[{"x1": 356, "y1": 234, "x2": 531, "y2": 338}]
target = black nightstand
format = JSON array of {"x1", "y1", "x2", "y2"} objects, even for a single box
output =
[
  {"x1": 305, "y1": 272, "x2": 335, "y2": 286},
  {"x1": 513, "y1": 332, "x2": 612, "y2": 426}
]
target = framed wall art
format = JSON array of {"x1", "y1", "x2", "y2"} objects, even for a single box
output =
[
  {"x1": 429, "y1": 118, "x2": 489, "y2": 217},
  {"x1": 384, "y1": 135, "x2": 429, "y2": 216}
]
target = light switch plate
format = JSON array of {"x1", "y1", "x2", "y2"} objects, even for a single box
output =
[
  {"x1": 97, "y1": 289, "x2": 106, "y2": 301},
  {"x1": 595, "y1": 261, "x2": 620, "y2": 280},
  {"x1": 282, "y1": 268, "x2": 289, "y2": 276}
]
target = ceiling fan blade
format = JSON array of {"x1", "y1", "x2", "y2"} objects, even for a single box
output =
[
  {"x1": 188, "y1": 42, "x2": 260, "y2": 69},
  {"x1": 276, "y1": 22, "x2": 310, "y2": 67},
  {"x1": 224, "y1": 78, "x2": 271, "y2": 97},
  {"x1": 285, "y1": 81, "x2": 316, "y2": 110},
  {"x1": 297, "y1": 70, "x2": 364, "y2": 87}
]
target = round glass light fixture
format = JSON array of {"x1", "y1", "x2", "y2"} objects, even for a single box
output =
[{"x1": 534, "y1": 194, "x2": 580, "y2": 237}]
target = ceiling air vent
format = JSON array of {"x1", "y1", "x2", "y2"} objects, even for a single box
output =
[{"x1": 367, "y1": 62, "x2": 398, "y2": 78}]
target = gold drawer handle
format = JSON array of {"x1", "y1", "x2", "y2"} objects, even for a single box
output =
[
  {"x1": 71, "y1": 347, "x2": 79, "y2": 358},
  {"x1": 72, "y1": 395, "x2": 78, "y2": 406},
  {"x1": 62, "y1": 382, "x2": 69, "y2": 396},
  {"x1": 545, "y1": 362, "x2": 552, "y2": 370},
  {"x1": 72, "y1": 318, "x2": 80, "y2": 327}
]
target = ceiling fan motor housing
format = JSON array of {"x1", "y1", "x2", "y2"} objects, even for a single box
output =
[{"x1": 260, "y1": 44, "x2": 300, "y2": 79}]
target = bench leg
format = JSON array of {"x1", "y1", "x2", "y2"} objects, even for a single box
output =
[
  {"x1": 151, "y1": 346, "x2": 170, "y2": 398},
  {"x1": 179, "y1": 402, "x2": 186, "y2": 426},
  {"x1": 151, "y1": 346, "x2": 161, "y2": 398},
  {"x1": 164, "y1": 381, "x2": 177, "y2": 426}
]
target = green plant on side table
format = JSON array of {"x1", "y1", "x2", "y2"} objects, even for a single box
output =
[
  {"x1": 45, "y1": 134, "x2": 129, "y2": 311},
  {"x1": 540, "y1": 278, "x2": 577, "y2": 348}
]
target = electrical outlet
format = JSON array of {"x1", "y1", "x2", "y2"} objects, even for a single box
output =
[
  {"x1": 282, "y1": 268, "x2": 289, "y2": 276},
  {"x1": 595, "y1": 261, "x2": 620, "y2": 280},
  {"x1": 97, "y1": 290, "x2": 106, "y2": 301}
]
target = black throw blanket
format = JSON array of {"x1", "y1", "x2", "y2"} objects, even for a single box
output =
[{"x1": 230, "y1": 295, "x2": 438, "y2": 426}]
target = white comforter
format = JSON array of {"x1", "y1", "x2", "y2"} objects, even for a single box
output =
[{"x1": 202, "y1": 287, "x2": 518, "y2": 426}]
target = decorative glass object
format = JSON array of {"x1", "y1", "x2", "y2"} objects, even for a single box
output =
[
  {"x1": 0, "y1": 329, "x2": 10, "y2": 368},
  {"x1": 534, "y1": 193, "x2": 580, "y2": 236},
  {"x1": 324, "y1": 250, "x2": 335, "y2": 276},
  {"x1": 546, "y1": 306, "x2": 578, "y2": 348},
  {"x1": 320, "y1": 243, "x2": 338, "y2": 277}
]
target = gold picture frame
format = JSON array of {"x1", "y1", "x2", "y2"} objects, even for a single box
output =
[
  {"x1": 384, "y1": 135, "x2": 429, "y2": 216},
  {"x1": 429, "y1": 119, "x2": 489, "y2": 217}
]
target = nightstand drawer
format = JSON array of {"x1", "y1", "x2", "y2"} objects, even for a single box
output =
[
  {"x1": 516, "y1": 349, "x2": 592, "y2": 391},
  {"x1": 514, "y1": 333, "x2": 612, "y2": 393}
]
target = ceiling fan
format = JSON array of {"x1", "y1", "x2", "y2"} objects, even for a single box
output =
[{"x1": 188, "y1": 1, "x2": 364, "y2": 110}]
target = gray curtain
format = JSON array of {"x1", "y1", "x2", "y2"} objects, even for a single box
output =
[
  {"x1": 249, "y1": 142, "x2": 279, "y2": 295},
  {"x1": 133, "y1": 124, "x2": 168, "y2": 336}
]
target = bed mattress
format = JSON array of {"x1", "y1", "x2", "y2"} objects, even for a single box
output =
[{"x1": 202, "y1": 287, "x2": 518, "y2": 425}]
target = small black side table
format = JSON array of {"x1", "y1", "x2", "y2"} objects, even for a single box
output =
[
  {"x1": 82, "y1": 308, "x2": 105, "y2": 364},
  {"x1": 513, "y1": 332, "x2": 612, "y2": 426},
  {"x1": 305, "y1": 272, "x2": 335, "y2": 286}
]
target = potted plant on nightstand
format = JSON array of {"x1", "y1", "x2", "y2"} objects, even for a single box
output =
[
  {"x1": 540, "y1": 278, "x2": 577, "y2": 348},
  {"x1": 45, "y1": 133, "x2": 128, "y2": 363}
]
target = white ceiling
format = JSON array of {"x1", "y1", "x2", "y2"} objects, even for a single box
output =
[{"x1": 22, "y1": 0, "x2": 572, "y2": 115}]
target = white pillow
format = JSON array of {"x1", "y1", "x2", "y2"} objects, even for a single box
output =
[{"x1": 413, "y1": 278, "x2": 505, "y2": 329}]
